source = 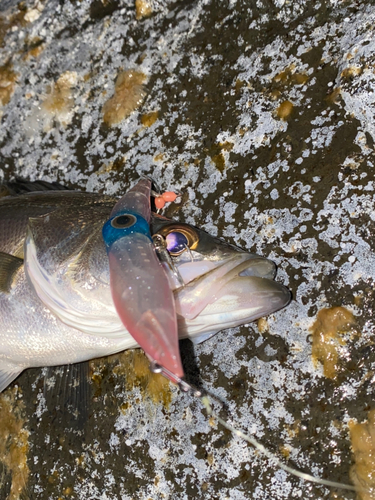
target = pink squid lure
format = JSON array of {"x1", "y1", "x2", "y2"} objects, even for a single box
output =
[{"x1": 102, "y1": 179, "x2": 184, "y2": 382}]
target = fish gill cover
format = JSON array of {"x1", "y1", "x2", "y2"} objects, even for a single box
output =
[{"x1": 0, "y1": 0, "x2": 375, "y2": 499}]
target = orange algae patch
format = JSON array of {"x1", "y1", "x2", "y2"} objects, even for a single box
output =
[
  {"x1": 257, "y1": 317, "x2": 268, "y2": 334},
  {"x1": 0, "y1": 387, "x2": 29, "y2": 500},
  {"x1": 0, "y1": 62, "x2": 17, "y2": 107},
  {"x1": 113, "y1": 350, "x2": 172, "y2": 407},
  {"x1": 135, "y1": 0, "x2": 153, "y2": 20},
  {"x1": 273, "y1": 65, "x2": 309, "y2": 86},
  {"x1": 90, "y1": 350, "x2": 172, "y2": 407},
  {"x1": 41, "y1": 71, "x2": 77, "y2": 127},
  {"x1": 234, "y1": 79, "x2": 245, "y2": 94},
  {"x1": 349, "y1": 410, "x2": 375, "y2": 500},
  {"x1": 208, "y1": 142, "x2": 234, "y2": 173},
  {"x1": 285, "y1": 420, "x2": 301, "y2": 439},
  {"x1": 276, "y1": 100, "x2": 294, "y2": 120},
  {"x1": 311, "y1": 306, "x2": 356, "y2": 379},
  {"x1": 102, "y1": 70, "x2": 147, "y2": 126},
  {"x1": 24, "y1": 71, "x2": 78, "y2": 135},
  {"x1": 341, "y1": 66, "x2": 362, "y2": 79},
  {"x1": 153, "y1": 152, "x2": 164, "y2": 162},
  {"x1": 279, "y1": 444, "x2": 291, "y2": 459},
  {"x1": 141, "y1": 110, "x2": 158, "y2": 127},
  {"x1": 211, "y1": 152, "x2": 225, "y2": 172},
  {"x1": 63, "y1": 486, "x2": 74, "y2": 495}
]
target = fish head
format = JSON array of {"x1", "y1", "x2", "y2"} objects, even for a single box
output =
[{"x1": 150, "y1": 215, "x2": 291, "y2": 342}]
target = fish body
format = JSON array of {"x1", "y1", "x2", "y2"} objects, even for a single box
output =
[{"x1": 0, "y1": 184, "x2": 291, "y2": 392}]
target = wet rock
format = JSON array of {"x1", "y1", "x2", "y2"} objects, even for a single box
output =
[{"x1": 1, "y1": 0, "x2": 375, "y2": 498}]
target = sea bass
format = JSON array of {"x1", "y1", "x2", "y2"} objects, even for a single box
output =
[{"x1": 0, "y1": 180, "x2": 291, "y2": 392}]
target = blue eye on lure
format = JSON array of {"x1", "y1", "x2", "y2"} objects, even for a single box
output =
[
  {"x1": 165, "y1": 231, "x2": 189, "y2": 255},
  {"x1": 102, "y1": 210, "x2": 151, "y2": 249}
]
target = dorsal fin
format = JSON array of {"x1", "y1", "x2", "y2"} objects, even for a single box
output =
[
  {"x1": 0, "y1": 178, "x2": 69, "y2": 198},
  {"x1": 0, "y1": 251, "x2": 23, "y2": 293}
]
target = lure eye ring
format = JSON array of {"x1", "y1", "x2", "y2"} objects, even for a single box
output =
[
  {"x1": 156, "y1": 224, "x2": 199, "y2": 256},
  {"x1": 111, "y1": 214, "x2": 137, "y2": 229}
]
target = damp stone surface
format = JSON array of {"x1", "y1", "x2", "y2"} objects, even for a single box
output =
[{"x1": 1, "y1": 0, "x2": 375, "y2": 499}]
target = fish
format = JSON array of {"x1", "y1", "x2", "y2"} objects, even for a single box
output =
[{"x1": 0, "y1": 179, "x2": 291, "y2": 393}]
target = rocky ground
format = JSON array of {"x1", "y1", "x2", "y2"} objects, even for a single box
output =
[{"x1": 1, "y1": 0, "x2": 375, "y2": 498}]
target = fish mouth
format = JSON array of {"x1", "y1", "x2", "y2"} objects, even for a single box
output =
[
  {"x1": 177, "y1": 252, "x2": 276, "y2": 284},
  {"x1": 174, "y1": 253, "x2": 290, "y2": 322},
  {"x1": 178, "y1": 275, "x2": 291, "y2": 342}
]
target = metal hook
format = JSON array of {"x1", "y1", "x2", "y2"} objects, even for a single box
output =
[
  {"x1": 152, "y1": 234, "x2": 185, "y2": 288},
  {"x1": 149, "y1": 361, "x2": 204, "y2": 398},
  {"x1": 140, "y1": 175, "x2": 161, "y2": 193},
  {"x1": 185, "y1": 243, "x2": 194, "y2": 263}
]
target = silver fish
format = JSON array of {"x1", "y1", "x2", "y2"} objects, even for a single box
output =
[{"x1": 0, "y1": 185, "x2": 291, "y2": 392}]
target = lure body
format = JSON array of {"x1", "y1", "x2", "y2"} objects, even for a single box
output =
[{"x1": 102, "y1": 180, "x2": 184, "y2": 382}]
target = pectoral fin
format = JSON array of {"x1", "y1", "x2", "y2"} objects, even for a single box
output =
[
  {"x1": 0, "y1": 363, "x2": 22, "y2": 392},
  {"x1": 0, "y1": 251, "x2": 23, "y2": 293}
]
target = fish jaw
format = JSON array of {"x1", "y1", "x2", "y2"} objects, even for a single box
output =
[
  {"x1": 178, "y1": 276, "x2": 291, "y2": 341},
  {"x1": 173, "y1": 253, "x2": 278, "y2": 320}
]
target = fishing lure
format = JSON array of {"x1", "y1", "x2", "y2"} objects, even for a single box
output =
[{"x1": 102, "y1": 179, "x2": 183, "y2": 383}]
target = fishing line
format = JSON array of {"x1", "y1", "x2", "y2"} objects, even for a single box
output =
[
  {"x1": 184, "y1": 244, "x2": 194, "y2": 263},
  {"x1": 199, "y1": 394, "x2": 361, "y2": 493},
  {"x1": 151, "y1": 362, "x2": 362, "y2": 494}
]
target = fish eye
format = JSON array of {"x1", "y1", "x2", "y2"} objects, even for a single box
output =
[
  {"x1": 166, "y1": 232, "x2": 189, "y2": 255},
  {"x1": 111, "y1": 214, "x2": 137, "y2": 229},
  {"x1": 156, "y1": 224, "x2": 199, "y2": 256}
]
